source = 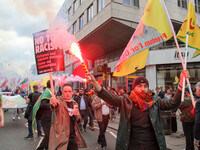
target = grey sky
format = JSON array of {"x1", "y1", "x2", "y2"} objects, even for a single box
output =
[{"x1": 0, "y1": 0, "x2": 64, "y2": 76}]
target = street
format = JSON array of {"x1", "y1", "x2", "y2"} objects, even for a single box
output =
[{"x1": 0, "y1": 109, "x2": 116, "y2": 150}]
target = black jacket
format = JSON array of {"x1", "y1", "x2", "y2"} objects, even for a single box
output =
[
  {"x1": 194, "y1": 97, "x2": 200, "y2": 140},
  {"x1": 74, "y1": 95, "x2": 92, "y2": 113}
]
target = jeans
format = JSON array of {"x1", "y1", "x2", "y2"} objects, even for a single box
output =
[
  {"x1": 182, "y1": 122, "x2": 195, "y2": 150},
  {"x1": 28, "y1": 120, "x2": 42, "y2": 137},
  {"x1": 13, "y1": 108, "x2": 20, "y2": 118},
  {"x1": 79, "y1": 110, "x2": 88, "y2": 130},
  {"x1": 97, "y1": 115, "x2": 109, "y2": 148}
]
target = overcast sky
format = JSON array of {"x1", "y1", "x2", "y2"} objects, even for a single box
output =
[{"x1": 0, "y1": 0, "x2": 65, "y2": 76}]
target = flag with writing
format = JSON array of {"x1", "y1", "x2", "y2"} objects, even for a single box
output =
[
  {"x1": 177, "y1": 2, "x2": 200, "y2": 58},
  {"x1": 113, "y1": 0, "x2": 173, "y2": 76}
]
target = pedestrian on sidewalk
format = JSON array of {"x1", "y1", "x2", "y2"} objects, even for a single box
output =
[
  {"x1": 92, "y1": 95, "x2": 111, "y2": 150},
  {"x1": 88, "y1": 70, "x2": 189, "y2": 150},
  {"x1": 0, "y1": 95, "x2": 4, "y2": 127},
  {"x1": 49, "y1": 83, "x2": 87, "y2": 150},
  {"x1": 194, "y1": 82, "x2": 200, "y2": 150},
  {"x1": 178, "y1": 88, "x2": 195, "y2": 150}
]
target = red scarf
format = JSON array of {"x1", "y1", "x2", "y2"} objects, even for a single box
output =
[{"x1": 129, "y1": 89, "x2": 153, "y2": 111}]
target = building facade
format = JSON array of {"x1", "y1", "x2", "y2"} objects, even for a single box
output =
[{"x1": 56, "y1": 0, "x2": 200, "y2": 92}]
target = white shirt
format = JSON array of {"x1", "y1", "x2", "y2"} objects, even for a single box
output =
[{"x1": 101, "y1": 99, "x2": 109, "y2": 115}]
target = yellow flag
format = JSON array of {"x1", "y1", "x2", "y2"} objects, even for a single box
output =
[
  {"x1": 177, "y1": 2, "x2": 200, "y2": 58},
  {"x1": 113, "y1": 0, "x2": 172, "y2": 76},
  {"x1": 30, "y1": 81, "x2": 38, "y2": 93},
  {"x1": 113, "y1": 49, "x2": 149, "y2": 77}
]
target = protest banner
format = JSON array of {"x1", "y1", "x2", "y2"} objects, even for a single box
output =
[
  {"x1": 33, "y1": 29, "x2": 65, "y2": 75},
  {"x1": 1, "y1": 95, "x2": 27, "y2": 108}
]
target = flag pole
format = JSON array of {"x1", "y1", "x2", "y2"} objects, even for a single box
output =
[
  {"x1": 49, "y1": 72, "x2": 55, "y2": 98},
  {"x1": 160, "y1": 0, "x2": 195, "y2": 107},
  {"x1": 181, "y1": 33, "x2": 189, "y2": 102}
]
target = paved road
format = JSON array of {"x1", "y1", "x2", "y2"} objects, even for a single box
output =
[{"x1": 0, "y1": 109, "x2": 116, "y2": 150}]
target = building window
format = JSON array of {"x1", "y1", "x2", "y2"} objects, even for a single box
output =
[
  {"x1": 97, "y1": 0, "x2": 105, "y2": 12},
  {"x1": 80, "y1": 0, "x2": 84, "y2": 5},
  {"x1": 79, "y1": 14, "x2": 84, "y2": 29},
  {"x1": 68, "y1": 7, "x2": 72, "y2": 20},
  {"x1": 132, "y1": 0, "x2": 139, "y2": 7},
  {"x1": 123, "y1": 0, "x2": 130, "y2": 5},
  {"x1": 87, "y1": 4, "x2": 93, "y2": 22},
  {"x1": 73, "y1": 21, "x2": 77, "y2": 34},
  {"x1": 73, "y1": 0, "x2": 78, "y2": 13},
  {"x1": 177, "y1": 0, "x2": 187, "y2": 9},
  {"x1": 195, "y1": 0, "x2": 200, "y2": 13}
]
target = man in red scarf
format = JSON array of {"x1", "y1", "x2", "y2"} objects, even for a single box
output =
[{"x1": 88, "y1": 70, "x2": 189, "y2": 150}]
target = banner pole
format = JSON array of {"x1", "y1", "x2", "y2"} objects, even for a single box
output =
[
  {"x1": 49, "y1": 72, "x2": 55, "y2": 98},
  {"x1": 160, "y1": 0, "x2": 195, "y2": 107},
  {"x1": 181, "y1": 33, "x2": 189, "y2": 102}
]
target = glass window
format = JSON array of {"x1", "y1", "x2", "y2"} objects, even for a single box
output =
[
  {"x1": 177, "y1": 0, "x2": 187, "y2": 9},
  {"x1": 68, "y1": 7, "x2": 72, "y2": 19},
  {"x1": 73, "y1": 0, "x2": 78, "y2": 13},
  {"x1": 79, "y1": 14, "x2": 84, "y2": 29},
  {"x1": 97, "y1": 0, "x2": 105, "y2": 12},
  {"x1": 123, "y1": 0, "x2": 130, "y2": 5},
  {"x1": 87, "y1": 4, "x2": 93, "y2": 22},
  {"x1": 80, "y1": 0, "x2": 84, "y2": 5},
  {"x1": 132, "y1": 0, "x2": 139, "y2": 7},
  {"x1": 73, "y1": 21, "x2": 77, "y2": 34},
  {"x1": 195, "y1": 0, "x2": 200, "y2": 13}
]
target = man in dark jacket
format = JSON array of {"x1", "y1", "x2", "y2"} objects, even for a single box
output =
[
  {"x1": 35, "y1": 80, "x2": 54, "y2": 150},
  {"x1": 24, "y1": 85, "x2": 42, "y2": 139},
  {"x1": 88, "y1": 70, "x2": 189, "y2": 150},
  {"x1": 74, "y1": 88, "x2": 92, "y2": 132},
  {"x1": 178, "y1": 88, "x2": 195, "y2": 150},
  {"x1": 194, "y1": 82, "x2": 200, "y2": 150}
]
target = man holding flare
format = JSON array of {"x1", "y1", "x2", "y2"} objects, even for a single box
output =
[{"x1": 87, "y1": 70, "x2": 190, "y2": 150}]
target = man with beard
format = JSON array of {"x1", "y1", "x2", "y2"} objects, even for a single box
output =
[
  {"x1": 74, "y1": 88, "x2": 92, "y2": 132},
  {"x1": 87, "y1": 70, "x2": 189, "y2": 150}
]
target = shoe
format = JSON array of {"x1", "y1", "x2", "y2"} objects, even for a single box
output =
[
  {"x1": 89, "y1": 126, "x2": 95, "y2": 131},
  {"x1": 175, "y1": 133, "x2": 184, "y2": 138},
  {"x1": 101, "y1": 146, "x2": 106, "y2": 150},
  {"x1": 84, "y1": 128, "x2": 87, "y2": 132},
  {"x1": 13, "y1": 117, "x2": 15, "y2": 121},
  {"x1": 24, "y1": 135, "x2": 33, "y2": 139},
  {"x1": 38, "y1": 134, "x2": 44, "y2": 138},
  {"x1": 18, "y1": 116, "x2": 20, "y2": 120}
]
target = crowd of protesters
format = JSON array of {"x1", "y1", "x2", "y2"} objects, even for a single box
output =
[{"x1": 0, "y1": 69, "x2": 200, "y2": 150}]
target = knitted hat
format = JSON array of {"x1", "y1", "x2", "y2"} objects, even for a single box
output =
[{"x1": 132, "y1": 76, "x2": 149, "y2": 90}]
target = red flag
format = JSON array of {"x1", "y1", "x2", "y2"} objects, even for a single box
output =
[
  {"x1": 0, "y1": 79, "x2": 8, "y2": 88},
  {"x1": 72, "y1": 62, "x2": 89, "y2": 78},
  {"x1": 20, "y1": 82, "x2": 29, "y2": 89},
  {"x1": 17, "y1": 78, "x2": 21, "y2": 83},
  {"x1": 97, "y1": 78, "x2": 103, "y2": 85}
]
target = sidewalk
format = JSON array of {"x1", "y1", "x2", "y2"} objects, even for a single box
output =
[{"x1": 106, "y1": 113, "x2": 188, "y2": 150}]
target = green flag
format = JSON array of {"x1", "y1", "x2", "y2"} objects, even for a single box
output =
[
  {"x1": 32, "y1": 88, "x2": 52, "y2": 139},
  {"x1": 19, "y1": 78, "x2": 28, "y2": 85}
]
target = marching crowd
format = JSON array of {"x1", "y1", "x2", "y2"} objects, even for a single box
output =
[{"x1": 0, "y1": 69, "x2": 200, "y2": 150}]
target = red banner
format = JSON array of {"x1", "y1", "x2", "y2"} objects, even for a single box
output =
[{"x1": 33, "y1": 29, "x2": 65, "y2": 74}]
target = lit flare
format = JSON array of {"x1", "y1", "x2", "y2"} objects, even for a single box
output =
[{"x1": 69, "y1": 42, "x2": 89, "y2": 76}]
